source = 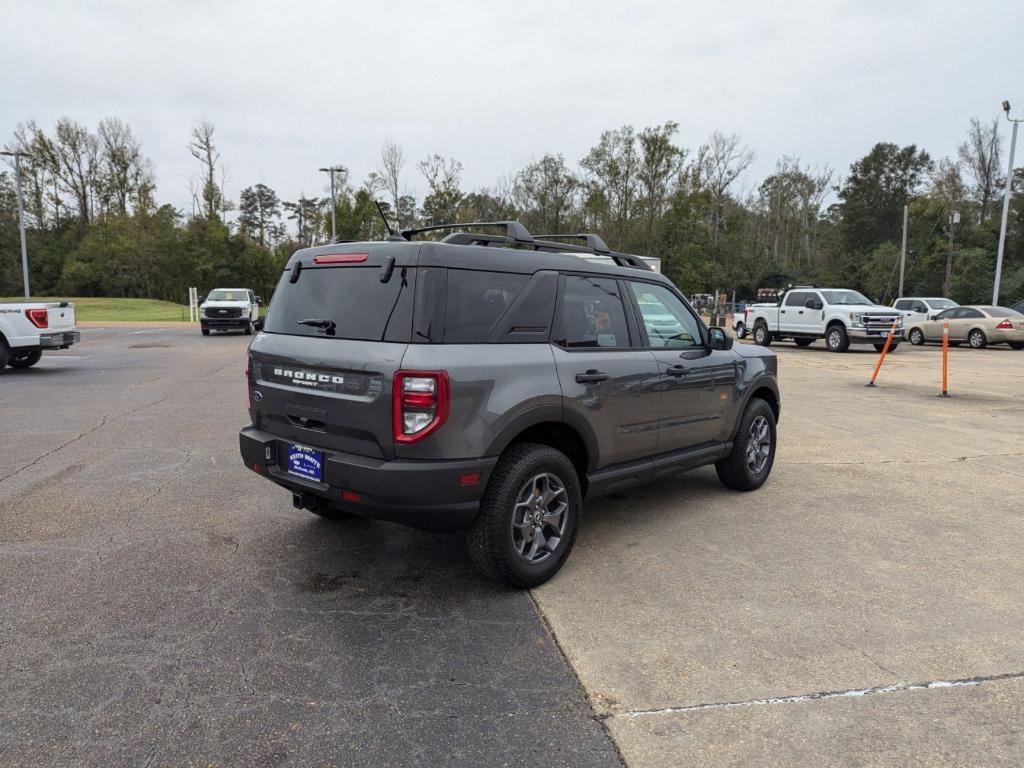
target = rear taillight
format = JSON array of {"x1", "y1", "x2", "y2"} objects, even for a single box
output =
[
  {"x1": 25, "y1": 308, "x2": 48, "y2": 328},
  {"x1": 996, "y1": 319, "x2": 1013, "y2": 330},
  {"x1": 393, "y1": 370, "x2": 450, "y2": 444}
]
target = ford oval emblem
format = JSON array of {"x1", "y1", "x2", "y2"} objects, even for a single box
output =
[{"x1": 252, "y1": 390, "x2": 263, "y2": 402}]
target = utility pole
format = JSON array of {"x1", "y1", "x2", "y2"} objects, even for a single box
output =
[
  {"x1": 944, "y1": 209, "x2": 959, "y2": 298},
  {"x1": 994, "y1": 100, "x2": 1021, "y2": 305},
  {"x1": 898, "y1": 204, "x2": 908, "y2": 298},
  {"x1": 318, "y1": 165, "x2": 346, "y2": 242},
  {"x1": 1, "y1": 150, "x2": 32, "y2": 299}
]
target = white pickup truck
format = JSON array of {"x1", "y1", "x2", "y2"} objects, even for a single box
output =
[
  {"x1": 746, "y1": 287, "x2": 903, "y2": 352},
  {"x1": 200, "y1": 288, "x2": 261, "y2": 336},
  {"x1": 0, "y1": 301, "x2": 80, "y2": 369}
]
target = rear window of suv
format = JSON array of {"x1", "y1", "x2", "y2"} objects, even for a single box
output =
[{"x1": 263, "y1": 266, "x2": 414, "y2": 341}]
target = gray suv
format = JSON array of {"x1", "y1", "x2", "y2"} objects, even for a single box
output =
[{"x1": 239, "y1": 222, "x2": 780, "y2": 587}]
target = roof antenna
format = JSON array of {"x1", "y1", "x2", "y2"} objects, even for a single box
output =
[{"x1": 375, "y1": 200, "x2": 401, "y2": 239}]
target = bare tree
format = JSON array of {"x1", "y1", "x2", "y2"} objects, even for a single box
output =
[
  {"x1": 380, "y1": 141, "x2": 407, "y2": 227},
  {"x1": 417, "y1": 154, "x2": 463, "y2": 225},
  {"x1": 697, "y1": 131, "x2": 755, "y2": 244},
  {"x1": 34, "y1": 117, "x2": 100, "y2": 226},
  {"x1": 97, "y1": 117, "x2": 149, "y2": 216},
  {"x1": 957, "y1": 117, "x2": 1002, "y2": 221},
  {"x1": 188, "y1": 122, "x2": 221, "y2": 219}
]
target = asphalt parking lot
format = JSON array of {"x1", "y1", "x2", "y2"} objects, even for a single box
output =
[{"x1": 3, "y1": 328, "x2": 1024, "y2": 766}]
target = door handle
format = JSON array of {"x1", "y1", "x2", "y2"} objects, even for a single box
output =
[
  {"x1": 780, "y1": 310, "x2": 786, "y2": 314},
  {"x1": 798, "y1": 310, "x2": 804, "y2": 314},
  {"x1": 666, "y1": 365, "x2": 688, "y2": 377},
  {"x1": 575, "y1": 369, "x2": 609, "y2": 384}
]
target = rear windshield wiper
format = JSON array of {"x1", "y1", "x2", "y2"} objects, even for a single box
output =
[{"x1": 297, "y1": 318, "x2": 336, "y2": 335}]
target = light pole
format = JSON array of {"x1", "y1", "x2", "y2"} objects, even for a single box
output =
[
  {"x1": 318, "y1": 165, "x2": 346, "y2": 242},
  {"x1": 1, "y1": 150, "x2": 31, "y2": 299},
  {"x1": 993, "y1": 100, "x2": 1021, "y2": 305}
]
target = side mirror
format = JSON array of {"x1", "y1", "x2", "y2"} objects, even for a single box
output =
[
  {"x1": 929, "y1": 315, "x2": 938, "y2": 321},
  {"x1": 709, "y1": 326, "x2": 733, "y2": 351},
  {"x1": 255, "y1": 296, "x2": 263, "y2": 304},
  {"x1": 197, "y1": 295, "x2": 206, "y2": 304}
]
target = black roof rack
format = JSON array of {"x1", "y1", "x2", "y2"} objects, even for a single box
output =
[
  {"x1": 401, "y1": 221, "x2": 534, "y2": 245},
  {"x1": 399, "y1": 220, "x2": 652, "y2": 271}
]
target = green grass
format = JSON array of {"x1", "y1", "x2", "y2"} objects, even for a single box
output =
[{"x1": 0, "y1": 296, "x2": 191, "y2": 322}]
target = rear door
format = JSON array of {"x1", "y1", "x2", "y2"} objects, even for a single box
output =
[
  {"x1": 552, "y1": 274, "x2": 662, "y2": 468},
  {"x1": 626, "y1": 281, "x2": 736, "y2": 450},
  {"x1": 249, "y1": 246, "x2": 416, "y2": 461}
]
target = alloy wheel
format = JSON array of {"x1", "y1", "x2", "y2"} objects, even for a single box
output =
[
  {"x1": 510, "y1": 473, "x2": 569, "y2": 564},
  {"x1": 746, "y1": 415, "x2": 771, "y2": 474}
]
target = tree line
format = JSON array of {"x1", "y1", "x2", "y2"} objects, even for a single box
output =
[{"x1": 1, "y1": 116, "x2": 1022, "y2": 305}]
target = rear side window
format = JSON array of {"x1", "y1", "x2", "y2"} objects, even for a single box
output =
[
  {"x1": 556, "y1": 276, "x2": 632, "y2": 349},
  {"x1": 444, "y1": 269, "x2": 528, "y2": 343},
  {"x1": 263, "y1": 266, "x2": 413, "y2": 341}
]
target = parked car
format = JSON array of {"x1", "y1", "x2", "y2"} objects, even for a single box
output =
[
  {"x1": 200, "y1": 288, "x2": 261, "y2": 335},
  {"x1": 0, "y1": 300, "x2": 80, "y2": 369},
  {"x1": 906, "y1": 306, "x2": 1024, "y2": 349},
  {"x1": 239, "y1": 222, "x2": 780, "y2": 587},
  {"x1": 893, "y1": 297, "x2": 958, "y2": 328},
  {"x1": 747, "y1": 287, "x2": 902, "y2": 352}
]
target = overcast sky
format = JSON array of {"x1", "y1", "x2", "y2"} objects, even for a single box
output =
[{"x1": 3, "y1": 0, "x2": 1021, "y2": 214}]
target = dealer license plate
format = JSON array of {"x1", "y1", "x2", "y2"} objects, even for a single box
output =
[{"x1": 287, "y1": 444, "x2": 323, "y2": 482}]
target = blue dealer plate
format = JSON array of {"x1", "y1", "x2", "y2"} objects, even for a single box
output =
[{"x1": 287, "y1": 444, "x2": 323, "y2": 482}]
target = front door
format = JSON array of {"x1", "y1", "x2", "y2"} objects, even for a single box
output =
[
  {"x1": 552, "y1": 275, "x2": 662, "y2": 468},
  {"x1": 626, "y1": 281, "x2": 736, "y2": 450},
  {"x1": 779, "y1": 290, "x2": 817, "y2": 335}
]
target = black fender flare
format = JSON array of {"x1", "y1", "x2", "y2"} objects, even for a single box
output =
[{"x1": 483, "y1": 404, "x2": 602, "y2": 473}]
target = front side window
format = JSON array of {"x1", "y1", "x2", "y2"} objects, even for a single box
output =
[
  {"x1": 629, "y1": 282, "x2": 703, "y2": 348},
  {"x1": 935, "y1": 308, "x2": 957, "y2": 320},
  {"x1": 557, "y1": 276, "x2": 631, "y2": 348}
]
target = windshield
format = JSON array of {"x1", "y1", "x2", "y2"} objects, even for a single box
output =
[
  {"x1": 929, "y1": 299, "x2": 957, "y2": 309},
  {"x1": 821, "y1": 290, "x2": 873, "y2": 306},
  {"x1": 206, "y1": 290, "x2": 247, "y2": 302}
]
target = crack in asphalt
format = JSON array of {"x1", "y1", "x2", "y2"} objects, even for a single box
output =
[
  {"x1": 0, "y1": 414, "x2": 110, "y2": 484},
  {"x1": 611, "y1": 670, "x2": 1024, "y2": 719}
]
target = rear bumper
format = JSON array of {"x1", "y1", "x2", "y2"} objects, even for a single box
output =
[
  {"x1": 239, "y1": 426, "x2": 496, "y2": 531},
  {"x1": 38, "y1": 330, "x2": 81, "y2": 349},
  {"x1": 202, "y1": 318, "x2": 249, "y2": 329}
]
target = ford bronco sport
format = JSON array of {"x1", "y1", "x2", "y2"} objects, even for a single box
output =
[{"x1": 239, "y1": 222, "x2": 780, "y2": 587}]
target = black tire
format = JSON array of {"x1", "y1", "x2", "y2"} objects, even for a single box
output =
[
  {"x1": 794, "y1": 338, "x2": 813, "y2": 347},
  {"x1": 908, "y1": 328, "x2": 925, "y2": 346},
  {"x1": 467, "y1": 443, "x2": 582, "y2": 589},
  {"x1": 716, "y1": 397, "x2": 777, "y2": 491},
  {"x1": 201, "y1": 328, "x2": 210, "y2": 336},
  {"x1": 8, "y1": 349, "x2": 43, "y2": 368},
  {"x1": 1010, "y1": 342, "x2": 1024, "y2": 350},
  {"x1": 873, "y1": 341, "x2": 899, "y2": 353},
  {"x1": 0, "y1": 336, "x2": 10, "y2": 368},
  {"x1": 735, "y1": 324, "x2": 747, "y2": 340},
  {"x1": 968, "y1": 329, "x2": 987, "y2": 349},
  {"x1": 244, "y1": 321, "x2": 253, "y2": 335},
  {"x1": 825, "y1": 324, "x2": 849, "y2": 352},
  {"x1": 753, "y1": 322, "x2": 772, "y2": 346}
]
